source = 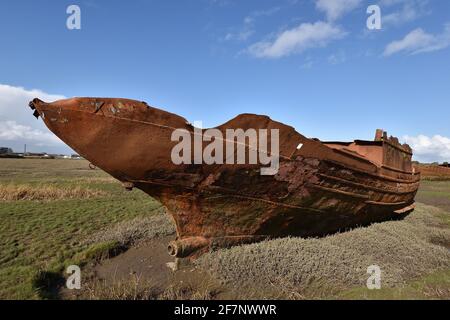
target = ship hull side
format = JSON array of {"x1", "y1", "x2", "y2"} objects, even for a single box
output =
[{"x1": 31, "y1": 97, "x2": 420, "y2": 257}]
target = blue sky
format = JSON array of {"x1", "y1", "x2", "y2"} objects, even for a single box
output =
[{"x1": 0, "y1": 0, "x2": 449, "y2": 161}]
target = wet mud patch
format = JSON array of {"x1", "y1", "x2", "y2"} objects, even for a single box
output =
[{"x1": 63, "y1": 236, "x2": 222, "y2": 300}]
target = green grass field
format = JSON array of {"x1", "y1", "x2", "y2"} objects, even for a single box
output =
[
  {"x1": 0, "y1": 159, "x2": 164, "y2": 299},
  {"x1": 0, "y1": 158, "x2": 449, "y2": 300}
]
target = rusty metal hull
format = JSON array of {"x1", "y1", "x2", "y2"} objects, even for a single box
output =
[{"x1": 29, "y1": 97, "x2": 420, "y2": 258}]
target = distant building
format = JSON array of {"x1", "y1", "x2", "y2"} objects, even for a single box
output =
[
  {"x1": 51, "y1": 154, "x2": 71, "y2": 159},
  {"x1": 23, "y1": 152, "x2": 54, "y2": 159},
  {"x1": 0, "y1": 147, "x2": 13, "y2": 154},
  {"x1": 71, "y1": 154, "x2": 83, "y2": 160}
]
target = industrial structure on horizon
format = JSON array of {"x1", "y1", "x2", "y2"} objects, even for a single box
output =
[{"x1": 0, "y1": 146, "x2": 82, "y2": 159}]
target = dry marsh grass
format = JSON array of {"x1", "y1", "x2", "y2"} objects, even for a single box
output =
[
  {"x1": 85, "y1": 210, "x2": 176, "y2": 246},
  {"x1": 159, "y1": 281, "x2": 219, "y2": 300},
  {"x1": 72, "y1": 177, "x2": 119, "y2": 184},
  {"x1": 196, "y1": 203, "x2": 450, "y2": 299},
  {"x1": 83, "y1": 274, "x2": 159, "y2": 300},
  {"x1": 80, "y1": 274, "x2": 218, "y2": 300},
  {"x1": 0, "y1": 184, "x2": 106, "y2": 201}
]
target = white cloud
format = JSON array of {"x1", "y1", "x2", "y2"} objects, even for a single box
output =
[
  {"x1": 380, "y1": 0, "x2": 426, "y2": 7},
  {"x1": 381, "y1": 0, "x2": 429, "y2": 27},
  {"x1": 383, "y1": 24, "x2": 450, "y2": 56},
  {"x1": 0, "y1": 121, "x2": 61, "y2": 145},
  {"x1": 403, "y1": 134, "x2": 450, "y2": 163},
  {"x1": 379, "y1": 0, "x2": 405, "y2": 5},
  {"x1": 383, "y1": 5, "x2": 420, "y2": 26},
  {"x1": 0, "y1": 84, "x2": 67, "y2": 152},
  {"x1": 315, "y1": 0, "x2": 362, "y2": 22},
  {"x1": 224, "y1": 7, "x2": 280, "y2": 42},
  {"x1": 383, "y1": 28, "x2": 434, "y2": 56},
  {"x1": 247, "y1": 21, "x2": 346, "y2": 58}
]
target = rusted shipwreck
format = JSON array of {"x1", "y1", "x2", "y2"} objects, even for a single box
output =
[{"x1": 29, "y1": 97, "x2": 420, "y2": 258}]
